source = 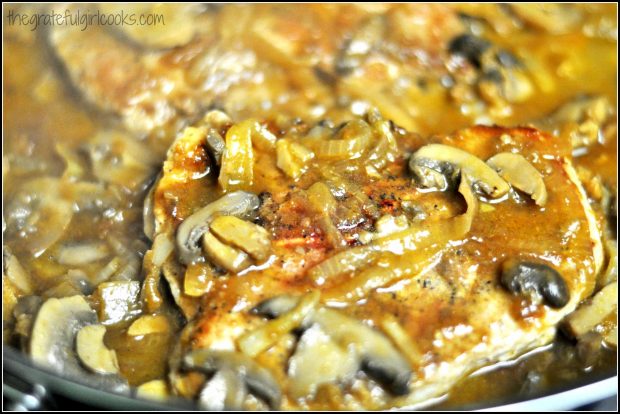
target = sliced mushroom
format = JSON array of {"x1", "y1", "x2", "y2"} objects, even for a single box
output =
[
  {"x1": 30, "y1": 295, "x2": 97, "y2": 370},
  {"x1": 486, "y1": 152, "x2": 548, "y2": 206},
  {"x1": 288, "y1": 324, "x2": 359, "y2": 399},
  {"x1": 252, "y1": 295, "x2": 413, "y2": 396},
  {"x1": 162, "y1": 260, "x2": 201, "y2": 320},
  {"x1": 314, "y1": 308, "x2": 412, "y2": 395},
  {"x1": 477, "y1": 60, "x2": 533, "y2": 106},
  {"x1": 176, "y1": 191, "x2": 260, "y2": 265},
  {"x1": 448, "y1": 32, "x2": 533, "y2": 108},
  {"x1": 29, "y1": 296, "x2": 129, "y2": 392},
  {"x1": 501, "y1": 260, "x2": 570, "y2": 308},
  {"x1": 76, "y1": 324, "x2": 119, "y2": 374},
  {"x1": 604, "y1": 327, "x2": 617, "y2": 348},
  {"x1": 238, "y1": 291, "x2": 320, "y2": 357},
  {"x1": 250, "y1": 294, "x2": 299, "y2": 319},
  {"x1": 183, "y1": 262, "x2": 217, "y2": 297},
  {"x1": 409, "y1": 144, "x2": 509, "y2": 198},
  {"x1": 205, "y1": 129, "x2": 226, "y2": 167},
  {"x1": 209, "y1": 215, "x2": 272, "y2": 262},
  {"x1": 408, "y1": 157, "x2": 459, "y2": 192},
  {"x1": 197, "y1": 109, "x2": 231, "y2": 167},
  {"x1": 183, "y1": 349, "x2": 282, "y2": 409},
  {"x1": 202, "y1": 231, "x2": 252, "y2": 273},
  {"x1": 198, "y1": 368, "x2": 248, "y2": 411},
  {"x1": 200, "y1": 109, "x2": 233, "y2": 130}
]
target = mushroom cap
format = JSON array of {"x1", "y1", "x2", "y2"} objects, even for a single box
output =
[
  {"x1": 30, "y1": 295, "x2": 129, "y2": 393},
  {"x1": 30, "y1": 295, "x2": 97, "y2": 371}
]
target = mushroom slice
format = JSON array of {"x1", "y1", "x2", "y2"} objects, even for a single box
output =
[
  {"x1": 30, "y1": 295, "x2": 97, "y2": 372},
  {"x1": 288, "y1": 324, "x2": 359, "y2": 399},
  {"x1": 176, "y1": 191, "x2": 260, "y2": 265},
  {"x1": 238, "y1": 291, "x2": 320, "y2": 357},
  {"x1": 202, "y1": 231, "x2": 252, "y2": 273},
  {"x1": 196, "y1": 109, "x2": 232, "y2": 167},
  {"x1": 209, "y1": 215, "x2": 272, "y2": 262},
  {"x1": 409, "y1": 144, "x2": 509, "y2": 198},
  {"x1": 76, "y1": 324, "x2": 120, "y2": 374},
  {"x1": 313, "y1": 308, "x2": 412, "y2": 396},
  {"x1": 501, "y1": 260, "x2": 569, "y2": 308},
  {"x1": 198, "y1": 368, "x2": 248, "y2": 411},
  {"x1": 486, "y1": 152, "x2": 548, "y2": 206},
  {"x1": 29, "y1": 295, "x2": 129, "y2": 393},
  {"x1": 251, "y1": 295, "x2": 413, "y2": 396},
  {"x1": 198, "y1": 109, "x2": 232, "y2": 164},
  {"x1": 251, "y1": 294, "x2": 299, "y2": 319},
  {"x1": 408, "y1": 157, "x2": 459, "y2": 192},
  {"x1": 183, "y1": 349, "x2": 282, "y2": 409}
]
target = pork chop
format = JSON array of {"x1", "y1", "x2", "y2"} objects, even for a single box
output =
[{"x1": 144, "y1": 111, "x2": 603, "y2": 409}]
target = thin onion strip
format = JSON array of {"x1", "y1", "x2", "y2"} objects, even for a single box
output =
[{"x1": 309, "y1": 175, "x2": 477, "y2": 284}]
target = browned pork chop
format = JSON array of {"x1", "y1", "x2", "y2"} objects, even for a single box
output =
[{"x1": 143, "y1": 112, "x2": 603, "y2": 409}]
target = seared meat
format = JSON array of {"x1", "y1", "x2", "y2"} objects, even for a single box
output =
[
  {"x1": 4, "y1": 3, "x2": 616, "y2": 407},
  {"x1": 145, "y1": 113, "x2": 602, "y2": 409},
  {"x1": 46, "y1": 4, "x2": 476, "y2": 143},
  {"x1": 47, "y1": 5, "x2": 210, "y2": 143}
]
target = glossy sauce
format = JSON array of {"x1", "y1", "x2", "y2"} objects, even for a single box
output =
[{"x1": 3, "y1": 3, "x2": 617, "y2": 409}]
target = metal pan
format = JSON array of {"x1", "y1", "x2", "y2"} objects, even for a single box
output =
[{"x1": 3, "y1": 345, "x2": 617, "y2": 411}]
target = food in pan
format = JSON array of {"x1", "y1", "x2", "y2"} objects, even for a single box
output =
[{"x1": 3, "y1": 3, "x2": 617, "y2": 410}]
